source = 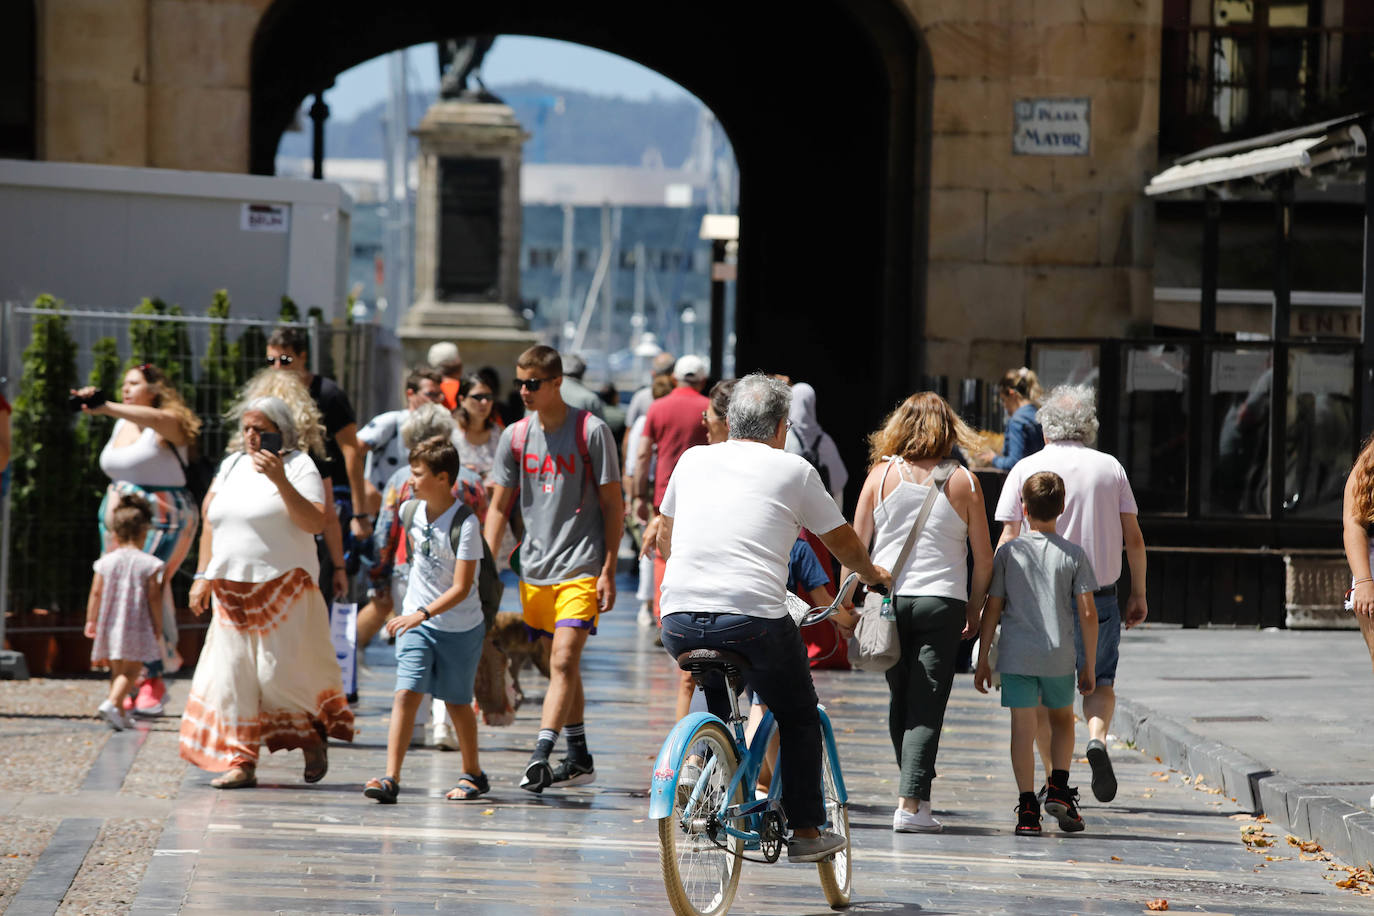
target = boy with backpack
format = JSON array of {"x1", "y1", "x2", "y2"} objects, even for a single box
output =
[
  {"x1": 363, "y1": 436, "x2": 497, "y2": 804},
  {"x1": 974, "y1": 470, "x2": 1098, "y2": 836}
]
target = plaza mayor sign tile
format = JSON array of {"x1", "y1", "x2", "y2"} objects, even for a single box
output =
[{"x1": 1013, "y1": 98, "x2": 1091, "y2": 156}]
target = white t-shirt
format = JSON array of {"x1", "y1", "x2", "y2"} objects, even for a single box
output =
[
  {"x1": 659, "y1": 440, "x2": 846, "y2": 619},
  {"x1": 402, "y1": 498, "x2": 484, "y2": 633},
  {"x1": 205, "y1": 451, "x2": 325, "y2": 583},
  {"x1": 358, "y1": 409, "x2": 410, "y2": 494},
  {"x1": 994, "y1": 440, "x2": 1139, "y2": 586}
]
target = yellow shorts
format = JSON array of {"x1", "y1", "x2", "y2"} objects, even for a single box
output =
[{"x1": 519, "y1": 577, "x2": 600, "y2": 637}]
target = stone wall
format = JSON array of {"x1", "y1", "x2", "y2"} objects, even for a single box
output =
[
  {"x1": 33, "y1": 0, "x2": 1164, "y2": 375},
  {"x1": 37, "y1": 0, "x2": 261, "y2": 171},
  {"x1": 907, "y1": 0, "x2": 1162, "y2": 380}
]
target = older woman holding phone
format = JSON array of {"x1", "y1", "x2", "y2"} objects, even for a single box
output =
[{"x1": 179, "y1": 394, "x2": 353, "y2": 789}]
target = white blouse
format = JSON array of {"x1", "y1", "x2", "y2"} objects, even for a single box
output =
[{"x1": 204, "y1": 450, "x2": 325, "y2": 583}]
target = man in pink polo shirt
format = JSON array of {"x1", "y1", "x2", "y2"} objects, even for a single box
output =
[{"x1": 634, "y1": 355, "x2": 710, "y2": 620}]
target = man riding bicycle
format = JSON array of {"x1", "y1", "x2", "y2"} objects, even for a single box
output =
[{"x1": 655, "y1": 373, "x2": 891, "y2": 862}]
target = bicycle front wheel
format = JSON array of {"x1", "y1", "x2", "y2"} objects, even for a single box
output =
[
  {"x1": 657, "y1": 719, "x2": 744, "y2": 916},
  {"x1": 816, "y1": 740, "x2": 852, "y2": 908}
]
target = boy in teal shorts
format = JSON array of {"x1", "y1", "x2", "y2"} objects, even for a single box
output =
[{"x1": 975, "y1": 471, "x2": 1098, "y2": 836}]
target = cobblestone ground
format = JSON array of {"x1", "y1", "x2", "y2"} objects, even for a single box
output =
[{"x1": 2, "y1": 591, "x2": 1371, "y2": 914}]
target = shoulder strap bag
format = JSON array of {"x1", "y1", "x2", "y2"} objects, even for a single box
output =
[{"x1": 848, "y1": 459, "x2": 957, "y2": 672}]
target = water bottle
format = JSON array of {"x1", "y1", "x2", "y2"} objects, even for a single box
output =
[{"x1": 879, "y1": 593, "x2": 895, "y2": 621}]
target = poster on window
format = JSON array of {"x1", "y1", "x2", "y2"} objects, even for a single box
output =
[
  {"x1": 1127, "y1": 348, "x2": 1186, "y2": 393},
  {"x1": 1034, "y1": 347, "x2": 1097, "y2": 390},
  {"x1": 1292, "y1": 351, "x2": 1352, "y2": 397},
  {"x1": 1210, "y1": 350, "x2": 1269, "y2": 394}
]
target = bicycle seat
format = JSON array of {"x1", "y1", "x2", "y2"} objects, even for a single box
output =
[{"x1": 676, "y1": 648, "x2": 751, "y2": 682}]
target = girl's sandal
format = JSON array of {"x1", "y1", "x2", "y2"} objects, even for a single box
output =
[
  {"x1": 210, "y1": 766, "x2": 257, "y2": 789},
  {"x1": 445, "y1": 771, "x2": 490, "y2": 801},
  {"x1": 303, "y1": 744, "x2": 328, "y2": 784},
  {"x1": 363, "y1": 776, "x2": 399, "y2": 804}
]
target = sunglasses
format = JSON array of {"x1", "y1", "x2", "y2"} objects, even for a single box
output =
[
  {"x1": 265, "y1": 355, "x2": 295, "y2": 367},
  {"x1": 467, "y1": 392, "x2": 494, "y2": 402},
  {"x1": 418, "y1": 388, "x2": 444, "y2": 401},
  {"x1": 515, "y1": 376, "x2": 558, "y2": 392}
]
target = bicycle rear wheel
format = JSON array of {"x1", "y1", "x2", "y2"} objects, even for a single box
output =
[
  {"x1": 816, "y1": 741, "x2": 852, "y2": 908},
  {"x1": 657, "y1": 720, "x2": 744, "y2": 916}
]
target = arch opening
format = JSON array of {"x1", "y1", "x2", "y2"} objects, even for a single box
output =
[{"x1": 250, "y1": 0, "x2": 929, "y2": 497}]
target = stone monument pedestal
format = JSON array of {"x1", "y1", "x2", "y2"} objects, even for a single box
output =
[{"x1": 400, "y1": 99, "x2": 538, "y2": 374}]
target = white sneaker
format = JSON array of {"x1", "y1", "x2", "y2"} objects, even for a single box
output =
[
  {"x1": 431, "y1": 720, "x2": 459, "y2": 751},
  {"x1": 97, "y1": 699, "x2": 127, "y2": 731},
  {"x1": 637, "y1": 603, "x2": 655, "y2": 628},
  {"x1": 893, "y1": 800, "x2": 943, "y2": 833}
]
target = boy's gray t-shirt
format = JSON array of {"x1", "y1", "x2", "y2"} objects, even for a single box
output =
[
  {"x1": 492, "y1": 409, "x2": 621, "y2": 586},
  {"x1": 988, "y1": 530, "x2": 1098, "y2": 677}
]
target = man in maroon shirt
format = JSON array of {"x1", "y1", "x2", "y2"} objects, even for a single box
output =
[{"x1": 634, "y1": 355, "x2": 710, "y2": 621}]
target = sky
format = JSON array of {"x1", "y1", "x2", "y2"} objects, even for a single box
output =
[{"x1": 326, "y1": 36, "x2": 694, "y2": 121}]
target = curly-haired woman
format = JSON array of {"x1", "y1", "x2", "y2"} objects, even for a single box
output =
[
  {"x1": 73, "y1": 364, "x2": 202, "y2": 715},
  {"x1": 1341, "y1": 436, "x2": 1374, "y2": 673},
  {"x1": 851, "y1": 391, "x2": 993, "y2": 833}
]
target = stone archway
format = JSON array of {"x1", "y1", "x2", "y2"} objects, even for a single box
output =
[{"x1": 249, "y1": 1, "x2": 929, "y2": 492}]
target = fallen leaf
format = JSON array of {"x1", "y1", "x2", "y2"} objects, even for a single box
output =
[
  {"x1": 1264, "y1": 855, "x2": 1291, "y2": 862},
  {"x1": 1146, "y1": 899, "x2": 1169, "y2": 911},
  {"x1": 1110, "y1": 855, "x2": 1122, "y2": 861},
  {"x1": 495, "y1": 840, "x2": 508, "y2": 846},
  {"x1": 633, "y1": 818, "x2": 645, "y2": 823},
  {"x1": 1156, "y1": 775, "x2": 1171, "y2": 782},
  {"x1": 1256, "y1": 815, "x2": 1271, "y2": 823},
  {"x1": 480, "y1": 808, "x2": 495, "y2": 816},
  {"x1": 1154, "y1": 756, "x2": 1162, "y2": 763},
  {"x1": 1286, "y1": 835, "x2": 1322, "y2": 853}
]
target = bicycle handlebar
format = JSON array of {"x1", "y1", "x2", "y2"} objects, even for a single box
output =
[{"x1": 797, "y1": 572, "x2": 862, "y2": 628}]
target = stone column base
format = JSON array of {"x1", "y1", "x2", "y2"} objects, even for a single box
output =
[{"x1": 1284, "y1": 555, "x2": 1357, "y2": 630}]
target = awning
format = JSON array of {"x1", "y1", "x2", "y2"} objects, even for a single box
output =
[{"x1": 1145, "y1": 115, "x2": 1367, "y2": 196}]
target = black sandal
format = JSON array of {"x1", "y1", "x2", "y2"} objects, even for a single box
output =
[
  {"x1": 363, "y1": 775, "x2": 399, "y2": 804},
  {"x1": 445, "y1": 771, "x2": 490, "y2": 801},
  {"x1": 303, "y1": 743, "x2": 328, "y2": 783}
]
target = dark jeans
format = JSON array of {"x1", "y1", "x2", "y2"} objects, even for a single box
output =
[
  {"x1": 660, "y1": 612, "x2": 825, "y2": 830},
  {"x1": 885, "y1": 595, "x2": 965, "y2": 801}
]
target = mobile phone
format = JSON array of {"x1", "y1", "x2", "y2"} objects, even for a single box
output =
[
  {"x1": 258, "y1": 431, "x2": 283, "y2": 455},
  {"x1": 67, "y1": 390, "x2": 107, "y2": 413}
]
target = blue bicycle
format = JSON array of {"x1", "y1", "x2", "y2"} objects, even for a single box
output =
[{"x1": 649, "y1": 574, "x2": 864, "y2": 916}]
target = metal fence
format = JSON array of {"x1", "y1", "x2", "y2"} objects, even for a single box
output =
[{"x1": 0, "y1": 300, "x2": 397, "y2": 671}]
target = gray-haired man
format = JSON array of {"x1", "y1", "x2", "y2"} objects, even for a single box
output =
[
  {"x1": 993, "y1": 384, "x2": 1148, "y2": 805},
  {"x1": 655, "y1": 373, "x2": 891, "y2": 861}
]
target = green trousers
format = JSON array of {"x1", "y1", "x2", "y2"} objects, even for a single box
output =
[{"x1": 884, "y1": 595, "x2": 966, "y2": 801}]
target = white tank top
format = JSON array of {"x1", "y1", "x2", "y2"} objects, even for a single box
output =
[
  {"x1": 99, "y1": 419, "x2": 188, "y2": 488},
  {"x1": 870, "y1": 458, "x2": 972, "y2": 602}
]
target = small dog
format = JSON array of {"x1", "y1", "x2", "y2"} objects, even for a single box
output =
[{"x1": 489, "y1": 611, "x2": 551, "y2": 705}]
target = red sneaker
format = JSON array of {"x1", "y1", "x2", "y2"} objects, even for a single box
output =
[{"x1": 133, "y1": 677, "x2": 166, "y2": 716}]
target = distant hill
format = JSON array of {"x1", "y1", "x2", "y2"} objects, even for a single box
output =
[{"x1": 276, "y1": 80, "x2": 704, "y2": 166}]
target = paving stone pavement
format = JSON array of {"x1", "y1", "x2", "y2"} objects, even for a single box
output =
[{"x1": 5, "y1": 580, "x2": 1373, "y2": 914}]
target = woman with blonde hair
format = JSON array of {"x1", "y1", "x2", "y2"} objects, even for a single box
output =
[
  {"x1": 849, "y1": 391, "x2": 993, "y2": 833},
  {"x1": 73, "y1": 363, "x2": 204, "y2": 715},
  {"x1": 1341, "y1": 436, "x2": 1374, "y2": 672},
  {"x1": 180, "y1": 393, "x2": 353, "y2": 788},
  {"x1": 978, "y1": 367, "x2": 1045, "y2": 471}
]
